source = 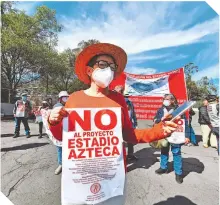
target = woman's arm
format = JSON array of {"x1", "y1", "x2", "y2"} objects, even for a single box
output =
[{"x1": 120, "y1": 96, "x2": 176, "y2": 144}]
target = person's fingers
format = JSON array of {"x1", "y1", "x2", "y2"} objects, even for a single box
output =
[
  {"x1": 49, "y1": 107, "x2": 69, "y2": 124},
  {"x1": 164, "y1": 121, "x2": 178, "y2": 128},
  {"x1": 57, "y1": 115, "x2": 65, "y2": 121},
  {"x1": 163, "y1": 127, "x2": 171, "y2": 133},
  {"x1": 163, "y1": 129, "x2": 171, "y2": 136},
  {"x1": 162, "y1": 121, "x2": 179, "y2": 136},
  {"x1": 168, "y1": 126, "x2": 177, "y2": 131},
  {"x1": 59, "y1": 107, "x2": 68, "y2": 117}
]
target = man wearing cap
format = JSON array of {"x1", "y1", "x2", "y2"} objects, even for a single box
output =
[
  {"x1": 53, "y1": 91, "x2": 69, "y2": 175},
  {"x1": 48, "y1": 43, "x2": 179, "y2": 205},
  {"x1": 13, "y1": 93, "x2": 32, "y2": 138},
  {"x1": 206, "y1": 95, "x2": 219, "y2": 154}
]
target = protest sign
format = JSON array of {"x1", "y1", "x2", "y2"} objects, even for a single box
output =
[
  {"x1": 34, "y1": 108, "x2": 43, "y2": 122},
  {"x1": 167, "y1": 119, "x2": 186, "y2": 144},
  {"x1": 62, "y1": 107, "x2": 125, "y2": 204},
  {"x1": 15, "y1": 103, "x2": 25, "y2": 117}
]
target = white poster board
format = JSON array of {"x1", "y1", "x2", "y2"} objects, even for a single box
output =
[
  {"x1": 35, "y1": 115, "x2": 43, "y2": 122},
  {"x1": 167, "y1": 119, "x2": 185, "y2": 144},
  {"x1": 62, "y1": 107, "x2": 125, "y2": 204},
  {"x1": 16, "y1": 104, "x2": 25, "y2": 117}
]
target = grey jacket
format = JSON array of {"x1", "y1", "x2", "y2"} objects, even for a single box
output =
[{"x1": 198, "y1": 106, "x2": 211, "y2": 125}]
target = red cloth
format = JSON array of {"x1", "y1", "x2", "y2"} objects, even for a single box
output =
[{"x1": 109, "y1": 72, "x2": 126, "y2": 90}]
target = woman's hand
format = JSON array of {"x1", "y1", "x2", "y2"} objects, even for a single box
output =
[
  {"x1": 185, "y1": 138, "x2": 190, "y2": 144},
  {"x1": 162, "y1": 121, "x2": 178, "y2": 136},
  {"x1": 49, "y1": 107, "x2": 68, "y2": 125},
  {"x1": 161, "y1": 113, "x2": 180, "y2": 136}
]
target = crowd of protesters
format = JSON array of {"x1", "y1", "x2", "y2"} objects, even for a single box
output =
[{"x1": 13, "y1": 90, "x2": 219, "y2": 182}]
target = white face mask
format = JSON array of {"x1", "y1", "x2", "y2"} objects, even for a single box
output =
[
  {"x1": 92, "y1": 67, "x2": 114, "y2": 88},
  {"x1": 163, "y1": 100, "x2": 171, "y2": 107},
  {"x1": 61, "y1": 96, "x2": 68, "y2": 102}
]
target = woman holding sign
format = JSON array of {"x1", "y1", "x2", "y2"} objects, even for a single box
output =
[
  {"x1": 154, "y1": 93, "x2": 190, "y2": 184},
  {"x1": 48, "y1": 43, "x2": 179, "y2": 205}
]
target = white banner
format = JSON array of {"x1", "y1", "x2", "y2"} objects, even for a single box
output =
[
  {"x1": 62, "y1": 107, "x2": 125, "y2": 204},
  {"x1": 125, "y1": 75, "x2": 170, "y2": 97},
  {"x1": 167, "y1": 119, "x2": 185, "y2": 144}
]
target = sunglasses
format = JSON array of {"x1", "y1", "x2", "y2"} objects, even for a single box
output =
[{"x1": 94, "y1": 60, "x2": 118, "y2": 71}]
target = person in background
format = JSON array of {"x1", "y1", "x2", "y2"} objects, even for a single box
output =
[
  {"x1": 37, "y1": 100, "x2": 50, "y2": 139},
  {"x1": 47, "y1": 97, "x2": 53, "y2": 109},
  {"x1": 53, "y1": 91, "x2": 69, "y2": 175},
  {"x1": 13, "y1": 93, "x2": 32, "y2": 138},
  {"x1": 198, "y1": 98, "x2": 217, "y2": 148},
  {"x1": 114, "y1": 85, "x2": 138, "y2": 161},
  {"x1": 154, "y1": 93, "x2": 190, "y2": 184},
  {"x1": 187, "y1": 109, "x2": 198, "y2": 146},
  {"x1": 124, "y1": 93, "x2": 139, "y2": 161},
  {"x1": 206, "y1": 95, "x2": 219, "y2": 154}
]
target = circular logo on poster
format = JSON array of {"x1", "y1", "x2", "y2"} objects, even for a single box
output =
[
  {"x1": 90, "y1": 183, "x2": 101, "y2": 194},
  {"x1": 177, "y1": 119, "x2": 183, "y2": 125}
]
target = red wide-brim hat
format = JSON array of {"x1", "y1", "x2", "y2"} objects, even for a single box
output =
[{"x1": 75, "y1": 43, "x2": 127, "y2": 84}]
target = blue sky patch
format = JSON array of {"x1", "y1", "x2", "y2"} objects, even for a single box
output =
[{"x1": 14, "y1": 1, "x2": 219, "y2": 89}]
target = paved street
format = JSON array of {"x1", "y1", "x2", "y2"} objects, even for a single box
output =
[{"x1": 1, "y1": 112, "x2": 219, "y2": 205}]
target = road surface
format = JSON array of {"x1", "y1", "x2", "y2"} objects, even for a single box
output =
[{"x1": 1, "y1": 112, "x2": 219, "y2": 205}]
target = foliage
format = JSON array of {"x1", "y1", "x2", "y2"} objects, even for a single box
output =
[
  {"x1": 1, "y1": 2, "x2": 62, "y2": 102},
  {"x1": 184, "y1": 63, "x2": 218, "y2": 101},
  {"x1": 197, "y1": 77, "x2": 218, "y2": 96}
]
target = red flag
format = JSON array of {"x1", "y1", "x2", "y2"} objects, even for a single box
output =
[{"x1": 109, "y1": 72, "x2": 126, "y2": 90}]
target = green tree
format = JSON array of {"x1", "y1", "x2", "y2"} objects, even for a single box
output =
[
  {"x1": 72, "y1": 39, "x2": 100, "y2": 56},
  {"x1": 77, "y1": 39, "x2": 100, "y2": 50},
  {"x1": 47, "y1": 49, "x2": 80, "y2": 92},
  {"x1": 1, "y1": 3, "x2": 62, "y2": 102},
  {"x1": 184, "y1": 63, "x2": 218, "y2": 101},
  {"x1": 184, "y1": 63, "x2": 199, "y2": 100},
  {"x1": 197, "y1": 77, "x2": 218, "y2": 97},
  {"x1": 46, "y1": 49, "x2": 88, "y2": 93},
  {"x1": 44, "y1": 39, "x2": 100, "y2": 94}
]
